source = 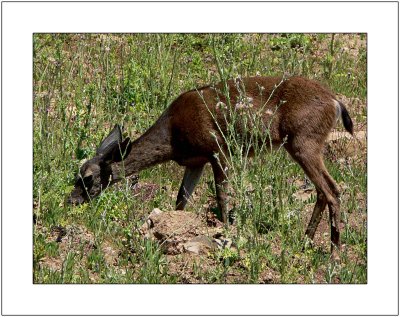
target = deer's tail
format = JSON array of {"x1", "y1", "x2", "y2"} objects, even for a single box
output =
[{"x1": 337, "y1": 101, "x2": 354, "y2": 135}]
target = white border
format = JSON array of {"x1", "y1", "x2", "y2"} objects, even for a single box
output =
[{"x1": 2, "y1": 2, "x2": 398, "y2": 315}]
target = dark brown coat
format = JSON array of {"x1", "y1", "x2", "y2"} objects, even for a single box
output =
[{"x1": 68, "y1": 76, "x2": 353, "y2": 255}]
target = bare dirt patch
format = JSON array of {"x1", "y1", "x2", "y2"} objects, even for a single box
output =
[
  {"x1": 140, "y1": 208, "x2": 229, "y2": 255},
  {"x1": 139, "y1": 208, "x2": 247, "y2": 282}
]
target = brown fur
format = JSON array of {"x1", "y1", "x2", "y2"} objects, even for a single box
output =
[{"x1": 70, "y1": 76, "x2": 353, "y2": 255}]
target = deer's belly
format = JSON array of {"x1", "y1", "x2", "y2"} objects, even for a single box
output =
[{"x1": 174, "y1": 156, "x2": 210, "y2": 167}]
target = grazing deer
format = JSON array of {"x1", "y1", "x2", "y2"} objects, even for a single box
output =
[{"x1": 68, "y1": 76, "x2": 353, "y2": 254}]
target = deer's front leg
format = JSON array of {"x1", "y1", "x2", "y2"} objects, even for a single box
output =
[
  {"x1": 210, "y1": 157, "x2": 229, "y2": 224},
  {"x1": 176, "y1": 165, "x2": 204, "y2": 210}
]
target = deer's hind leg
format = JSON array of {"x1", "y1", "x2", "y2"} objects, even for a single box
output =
[
  {"x1": 286, "y1": 140, "x2": 341, "y2": 254},
  {"x1": 176, "y1": 165, "x2": 204, "y2": 210},
  {"x1": 305, "y1": 188, "x2": 327, "y2": 240}
]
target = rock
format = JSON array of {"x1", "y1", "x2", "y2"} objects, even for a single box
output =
[
  {"x1": 149, "y1": 208, "x2": 163, "y2": 220},
  {"x1": 139, "y1": 209, "x2": 233, "y2": 256},
  {"x1": 140, "y1": 210, "x2": 205, "y2": 255},
  {"x1": 184, "y1": 236, "x2": 216, "y2": 255},
  {"x1": 140, "y1": 208, "x2": 164, "y2": 238}
]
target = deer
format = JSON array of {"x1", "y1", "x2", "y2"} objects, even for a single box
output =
[{"x1": 67, "y1": 76, "x2": 353, "y2": 255}]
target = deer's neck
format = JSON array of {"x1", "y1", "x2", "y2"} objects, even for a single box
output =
[{"x1": 111, "y1": 114, "x2": 172, "y2": 181}]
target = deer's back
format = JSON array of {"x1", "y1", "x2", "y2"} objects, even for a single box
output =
[{"x1": 167, "y1": 76, "x2": 338, "y2": 165}]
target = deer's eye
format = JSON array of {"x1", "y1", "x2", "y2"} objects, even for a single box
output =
[{"x1": 82, "y1": 175, "x2": 93, "y2": 187}]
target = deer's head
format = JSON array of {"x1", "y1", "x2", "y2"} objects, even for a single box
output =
[{"x1": 67, "y1": 125, "x2": 132, "y2": 205}]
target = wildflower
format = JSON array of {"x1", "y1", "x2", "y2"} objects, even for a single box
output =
[{"x1": 216, "y1": 101, "x2": 227, "y2": 109}]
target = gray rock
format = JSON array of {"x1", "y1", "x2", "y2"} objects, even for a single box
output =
[{"x1": 184, "y1": 236, "x2": 216, "y2": 255}]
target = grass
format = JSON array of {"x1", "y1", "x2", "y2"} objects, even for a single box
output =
[{"x1": 33, "y1": 33, "x2": 367, "y2": 284}]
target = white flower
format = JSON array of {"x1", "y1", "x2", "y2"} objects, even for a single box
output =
[{"x1": 216, "y1": 101, "x2": 227, "y2": 109}]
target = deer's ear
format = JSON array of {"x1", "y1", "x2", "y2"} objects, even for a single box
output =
[
  {"x1": 112, "y1": 137, "x2": 132, "y2": 162},
  {"x1": 96, "y1": 124, "x2": 123, "y2": 157},
  {"x1": 103, "y1": 137, "x2": 132, "y2": 163}
]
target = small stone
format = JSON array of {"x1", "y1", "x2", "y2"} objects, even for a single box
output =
[
  {"x1": 184, "y1": 236, "x2": 216, "y2": 255},
  {"x1": 149, "y1": 208, "x2": 163, "y2": 217}
]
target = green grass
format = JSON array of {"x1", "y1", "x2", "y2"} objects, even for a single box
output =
[{"x1": 33, "y1": 33, "x2": 367, "y2": 284}]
